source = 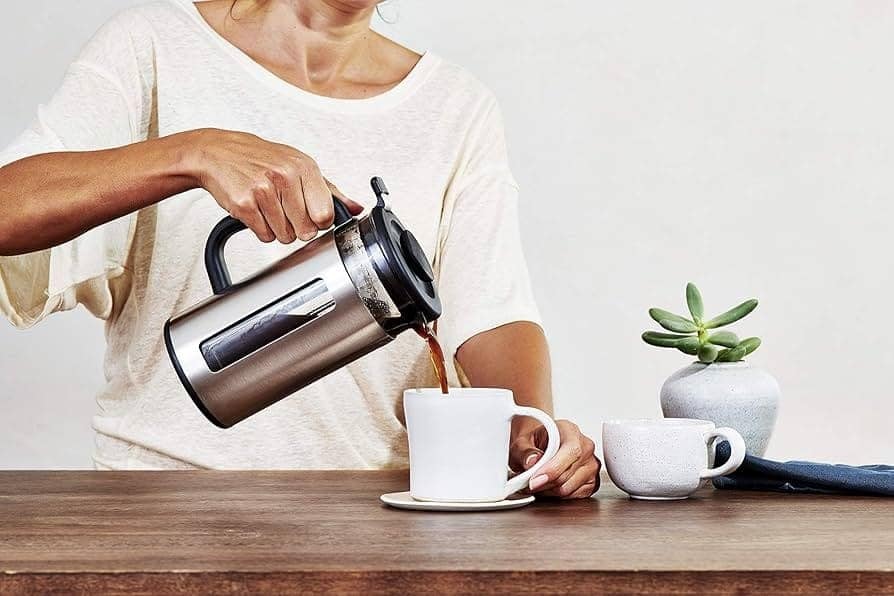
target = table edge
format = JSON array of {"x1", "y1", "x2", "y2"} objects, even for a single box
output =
[{"x1": 2, "y1": 570, "x2": 892, "y2": 595}]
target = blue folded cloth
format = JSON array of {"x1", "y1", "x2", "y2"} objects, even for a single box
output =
[{"x1": 712, "y1": 442, "x2": 894, "y2": 496}]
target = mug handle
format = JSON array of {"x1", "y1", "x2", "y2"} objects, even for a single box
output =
[
  {"x1": 699, "y1": 427, "x2": 746, "y2": 479},
  {"x1": 503, "y1": 406, "x2": 561, "y2": 498}
]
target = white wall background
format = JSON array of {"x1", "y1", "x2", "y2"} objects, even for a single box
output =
[{"x1": 2, "y1": 1, "x2": 892, "y2": 468}]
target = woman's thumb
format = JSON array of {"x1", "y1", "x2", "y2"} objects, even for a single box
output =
[
  {"x1": 325, "y1": 179, "x2": 365, "y2": 215},
  {"x1": 510, "y1": 434, "x2": 544, "y2": 472}
]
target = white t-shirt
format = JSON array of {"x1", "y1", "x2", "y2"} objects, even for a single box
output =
[{"x1": 0, "y1": 0, "x2": 540, "y2": 470}]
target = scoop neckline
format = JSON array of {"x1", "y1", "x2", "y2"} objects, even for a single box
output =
[{"x1": 170, "y1": 0, "x2": 440, "y2": 114}]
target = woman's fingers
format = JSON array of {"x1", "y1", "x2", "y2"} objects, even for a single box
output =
[
  {"x1": 299, "y1": 162, "x2": 335, "y2": 231},
  {"x1": 232, "y1": 198, "x2": 275, "y2": 243},
  {"x1": 283, "y1": 188, "x2": 317, "y2": 241},
  {"x1": 326, "y1": 179, "x2": 365, "y2": 215},
  {"x1": 540, "y1": 458, "x2": 600, "y2": 498},
  {"x1": 528, "y1": 421, "x2": 590, "y2": 492},
  {"x1": 567, "y1": 480, "x2": 599, "y2": 500},
  {"x1": 271, "y1": 161, "x2": 316, "y2": 241},
  {"x1": 509, "y1": 427, "x2": 545, "y2": 474},
  {"x1": 524, "y1": 421, "x2": 600, "y2": 500},
  {"x1": 257, "y1": 175, "x2": 295, "y2": 244}
]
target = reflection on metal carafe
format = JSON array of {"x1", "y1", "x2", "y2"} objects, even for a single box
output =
[{"x1": 164, "y1": 177, "x2": 441, "y2": 428}]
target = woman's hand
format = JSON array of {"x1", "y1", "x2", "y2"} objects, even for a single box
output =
[
  {"x1": 510, "y1": 420, "x2": 601, "y2": 499},
  {"x1": 185, "y1": 128, "x2": 364, "y2": 243},
  {"x1": 455, "y1": 323, "x2": 597, "y2": 499}
]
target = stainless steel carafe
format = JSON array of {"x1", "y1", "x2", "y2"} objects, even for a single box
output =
[{"x1": 164, "y1": 177, "x2": 441, "y2": 428}]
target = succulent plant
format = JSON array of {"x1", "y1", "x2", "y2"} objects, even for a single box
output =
[{"x1": 642, "y1": 283, "x2": 761, "y2": 363}]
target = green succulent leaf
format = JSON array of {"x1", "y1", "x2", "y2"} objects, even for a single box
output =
[
  {"x1": 698, "y1": 344, "x2": 719, "y2": 363},
  {"x1": 649, "y1": 308, "x2": 694, "y2": 326},
  {"x1": 717, "y1": 345, "x2": 747, "y2": 362},
  {"x1": 707, "y1": 330, "x2": 739, "y2": 348},
  {"x1": 704, "y1": 299, "x2": 758, "y2": 329},
  {"x1": 657, "y1": 318, "x2": 699, "y2": 333},
  {"x1": 739, "y1": 337, "x2": 762, "y2": 355},
  {"x1": 642, "y1": 331, "x2": 691, "y2": 348},
  {"x1": 676, "y1": 337, "x2": 701, "y2": 355},
  {"x1": 686, "y1": 283, "x2": 704, "y2": 322}
]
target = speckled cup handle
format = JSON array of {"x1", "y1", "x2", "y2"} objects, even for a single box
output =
[{"x1": 700, "y1": 427, "x2": 746, "y2": 479}]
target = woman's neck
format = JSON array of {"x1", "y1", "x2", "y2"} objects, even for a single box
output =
[
  {"x1": 235, "y1": 0, "x2": 376, "y2": 85},
  {"x1": 199, "y1": 0, "x2": 420, "y2": 98}
]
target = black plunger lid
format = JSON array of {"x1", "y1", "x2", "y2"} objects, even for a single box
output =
[{"x1": 360, "y1": 177, "x2": 442, "y2": 333}]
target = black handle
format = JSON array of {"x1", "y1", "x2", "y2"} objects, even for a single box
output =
[
  {"x1": 333, "y1": 199, "x2": 353, "y2": 227},
  {"x1": 205, "y1": 196, "x2": 354, "y2": 295}
]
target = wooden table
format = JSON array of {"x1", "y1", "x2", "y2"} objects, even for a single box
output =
[{"x1": 0, "y1": 471, "x2": 891, "y2": 594}]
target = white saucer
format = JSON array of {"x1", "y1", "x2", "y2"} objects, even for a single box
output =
[{"x1": 380, "y1": 491, "x2": 535, "y2": 512}]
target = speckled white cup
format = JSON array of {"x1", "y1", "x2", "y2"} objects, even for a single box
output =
[{"x1": 602, "y1": 418, "x2": 746, "y2": 500}]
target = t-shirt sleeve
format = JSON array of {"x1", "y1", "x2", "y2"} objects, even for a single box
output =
[
  {"x1": 433, "y1": 97, "x2": 541, "y2": 367},
  {"x1": 0, "y1": 11, "x2": 154, "y2": 329}
]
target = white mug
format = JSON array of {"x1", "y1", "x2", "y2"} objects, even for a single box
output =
[
  {"x1": 602, "y1": 418, "x2": 746, "y2": 500},
  {"x1": 404, "y1": 388, "x2": 561, "y2": 502}
]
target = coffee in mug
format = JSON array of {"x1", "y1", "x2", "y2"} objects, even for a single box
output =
[
  {"x1": 602, "y1": 418, "x2": 746, "y2": 500},
  {"x1": 404, "y1": 388, "x2": 560, "y2": 502}
]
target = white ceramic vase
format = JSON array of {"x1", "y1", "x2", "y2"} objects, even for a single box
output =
[{"x1": 659, "y1": 361, "x2": 781, "y2": 457}]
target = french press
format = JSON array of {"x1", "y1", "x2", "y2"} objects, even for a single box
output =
[{"x1": 164, "y1": 177, "x2": 441, "y2": 428}]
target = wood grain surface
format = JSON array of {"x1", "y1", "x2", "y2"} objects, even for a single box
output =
[{"x1": 0, "y1": 470, "x2": 891, "y2": 594}]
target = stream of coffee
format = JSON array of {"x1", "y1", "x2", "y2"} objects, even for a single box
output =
[{"x1": 414, "y1": 324, "x2": 449, "y2": 394}]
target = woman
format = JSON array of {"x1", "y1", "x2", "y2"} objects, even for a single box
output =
[{"x1": 0, "y1": 0, "x2": 600, "y2": 497}]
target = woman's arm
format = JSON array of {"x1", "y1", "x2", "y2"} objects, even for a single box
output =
[
  {"x1": 0, "y1": 134, "x2": 194, "y2": 255},
  {"x1": 0, "y1": 129, "x2": 361, "y2": 256},
  {"x1": 456, "y1": 321, "x2": 601, "y2": 498}
]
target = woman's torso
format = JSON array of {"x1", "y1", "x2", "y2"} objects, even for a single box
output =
[{"x1": 92, "y1": 0, "x2": 497, "y2": 469}]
